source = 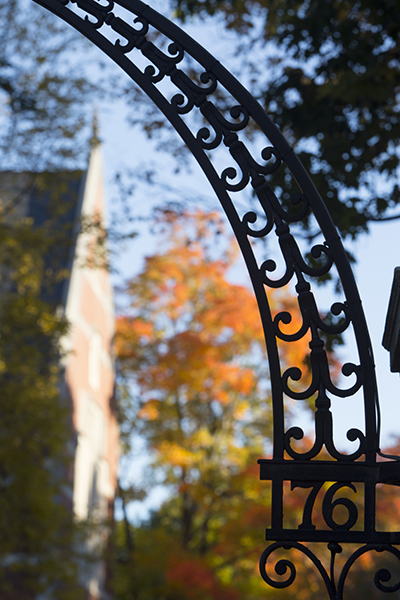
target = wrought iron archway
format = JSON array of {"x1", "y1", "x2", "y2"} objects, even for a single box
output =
[{"x1": 33, "y1": 0, "x2": 400, "y2": 596}]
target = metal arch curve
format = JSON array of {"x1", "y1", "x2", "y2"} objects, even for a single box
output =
[{"x1": 33, "y1": 0, "x2": 379, "y2": 463}]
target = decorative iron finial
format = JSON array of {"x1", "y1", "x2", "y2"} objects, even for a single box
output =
[{"x1": 89, "y1": 110, "x2": 101, "y2": 148}]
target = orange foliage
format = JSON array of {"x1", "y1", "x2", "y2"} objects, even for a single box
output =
[
  {"x1": 166, "y1": 556, "x2": 240, "y2": 600},
  {"x1": 114, "y1": 209, "x2": 327, "y2": 599},
  {"x1": 114, "y1": 209, "x2": 400, "y2": 600}
]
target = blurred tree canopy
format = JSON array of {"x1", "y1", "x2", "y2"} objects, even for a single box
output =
[
  {"x1": 5, "y1": 0, "x2": 400, "y2": 596},
  {"x1": 165, "y1": 0, "x2": 400, "y2": 239},
  {"x1": 0, "y1": 0, "x2": 93, "y2": 171},
  {"x1": 112, "y1": 209, "x2": 400, "y2": 599},
  {"x1": 0, "y1": 197, "x2": 85, "y2": 599},
  {"x1": 113, "y1": 209, "x2": 311, "y2": 599},
  {"x1": 0, "y1": 1, "x2": 100, "y2": 597}
]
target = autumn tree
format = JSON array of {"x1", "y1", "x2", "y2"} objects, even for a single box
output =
[{"x1": 114, "y1": 208, "x2": 312, "y2": 599}]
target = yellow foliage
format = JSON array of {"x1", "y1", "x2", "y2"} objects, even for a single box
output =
[
  {"x1": 115, "y1": 209, "x2": 320, "y2": 600},
  {"x1": 158, "y1": 441, "x2": 195, "y2": 467}
]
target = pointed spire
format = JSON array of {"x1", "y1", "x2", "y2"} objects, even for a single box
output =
[{"x1": 89, "y1": 109, "x2": 101, "y2": 149}]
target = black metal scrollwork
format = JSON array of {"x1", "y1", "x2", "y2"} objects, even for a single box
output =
[
  {"x1": 30, "y1": 0, "x2": 400, "y2": 596},
  {"x1": 260, "y1": 542, "x2": 335, "y2": 597},
  {"x1": 104, "y1": 13, "x2": 149, "y2": 52},
  {"x1": 261, "y1": 542, "x2": 400, "y2": 599},
  {"x1": 171, "y1": 71, "x2": 217, "y2": 114},
  {"x1": 67, "y1": 0, "x2": 114, "y2": 27},
  {"x1": 40, "y1": 2, "x2": 361, "y2": 442}
]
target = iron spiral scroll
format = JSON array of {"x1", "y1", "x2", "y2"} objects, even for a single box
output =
[
  {"x1": 260, "y1": 542, "x2": 400, "y2": 599},
  {"x1": 32, "y1": 0, "x2": 400, "y2": 595}
]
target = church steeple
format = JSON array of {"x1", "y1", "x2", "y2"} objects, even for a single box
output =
[{"x1": 89, "y1": 110, "x2": 101, "y2": 149}]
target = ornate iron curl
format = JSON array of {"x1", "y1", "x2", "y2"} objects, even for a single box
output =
[
  {"x1": 32, "y1": 0, "x2": 400, "y2": 596},
  {"x1": 260, "y1": 541, "x2": 400, "y2": 599},
  {"x1": 259, "y1": 542, "x2": 335, "y2": 598},
  {"x1": 33, "y1": 0, "x2": 379, "y2": 462}
]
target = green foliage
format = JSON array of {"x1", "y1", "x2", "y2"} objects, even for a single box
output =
[
  {"x1": 0, "y1": 192, "x2": 85, "y2": 599},
  {"x1": 0, "y1": 2, "x2": 102, "y2": 596},
  {"x1": 170, "y1": 0, "x2": 400, "y2": 238},
  {"x1": 0, "y1": 170, "x2": 112, "y2": 598}
]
